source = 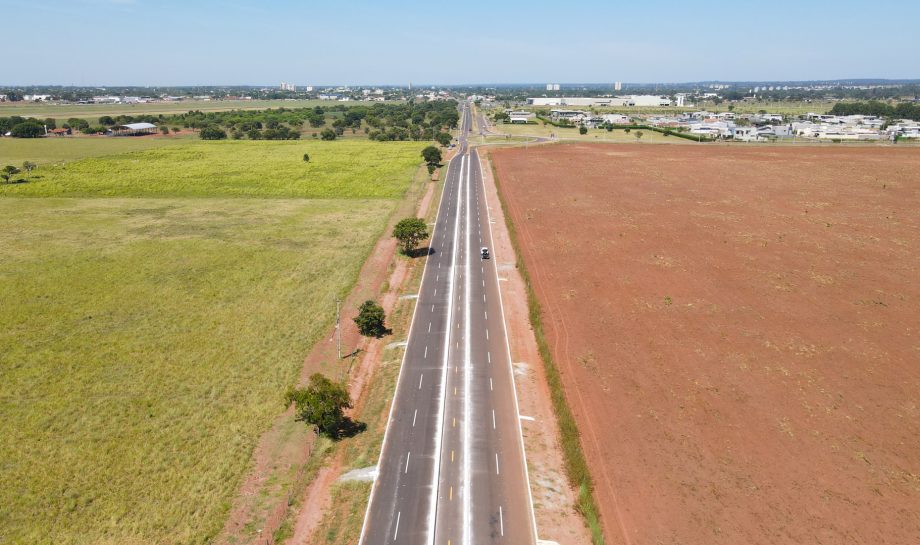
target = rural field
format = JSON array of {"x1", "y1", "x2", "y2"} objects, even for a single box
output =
[
  {"x1": 0, "y1": 136, "x2": 181, "y2": 166},
  {"x1": 0, "y1": 99, "x2": 380, "y2": 124},
  {"x1": 0, "y1": 139, "x2": 426, "y2": 545},
  {"x1": 486, "y1": 122, "x2": 682, "y2": 143},
  {"x1": 0, "y1": 140, "x2": 423, "y2": 198},
  {"x1": 492, "y1": 143, "x2": 920, "y2": 545}
]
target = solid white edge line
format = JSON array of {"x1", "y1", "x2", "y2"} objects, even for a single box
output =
[
  {"x1": 356, "y1": 130, "x2": 456, "y2": 545},
  {"x1": 463, "y1": 149, "x2": 473, "y2": 545},
  {"x1": 476, "y1": 149, "x2": 540, "y2": 543},
  {"x1": 394, "y1": 511, "x2": 401, "y2": 541}
]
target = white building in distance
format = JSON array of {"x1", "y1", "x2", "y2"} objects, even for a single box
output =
[{"x1": 528, "y1": 95, "x2": 671, "y2": 107}]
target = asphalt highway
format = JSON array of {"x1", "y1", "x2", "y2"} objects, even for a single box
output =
[{"x1": 360, "y1": 104, "x2": 536, "y2": 545}]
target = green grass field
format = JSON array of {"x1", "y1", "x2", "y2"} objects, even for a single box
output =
[
  {"x1": 1, "y1": 140, "x2": 423, "y2": 198},
  {"x1": 0, "y1": 136, "x2": 183, "y2": 166},
  {"x1": 490, "y1": 122, "x2": 683, "y2": 143},
  {"x1": 0, "y1": 138, "x2": 425, "y2": 545},
  {"x1": 0, "y1": 99, "x2": 385, "y2": 124}
]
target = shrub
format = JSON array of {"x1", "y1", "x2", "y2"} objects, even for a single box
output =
[
  {"x1": 354, "y1": 300, "x2": 387, "y2": 338},
  {"x1": 10, "y1": 121, "x2": 44, "y2": 138},
  {"x1": 199, "y1": 126, "x2": 228, "y2": 140}
]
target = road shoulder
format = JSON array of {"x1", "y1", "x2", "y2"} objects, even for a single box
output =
[{"x1": 478, "y1": 148, "x2": 593, "y2": 545}]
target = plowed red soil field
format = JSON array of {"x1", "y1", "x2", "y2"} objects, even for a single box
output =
[{"x1": 491, "y1": 143, "x2": 920, "y2": 545}]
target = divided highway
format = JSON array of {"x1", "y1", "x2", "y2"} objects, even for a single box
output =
[{"x1": 360, "y1": 104, "x2": 536, "y2": 545}]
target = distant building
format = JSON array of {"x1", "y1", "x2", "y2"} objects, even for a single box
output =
[
  {"x1": 549, "y1": 109, "x2": 587, "y2": 122},
  {"x1": 508, "y1": 111, "x2": 535, "y2": 124},
  {"x1": 546, "y1": 83, "x2": 553, "y2": 91},
  {"x1": 528, "y1": 95, "x2": 670, "y2": 107},
  {"x1": 529, "y1": 97, "x2": 631, "y2": 107},
  {"x1": 614, "y1": 82, "x2": 622, "y2": 91},
  {"x1": 628, "y1": 95, "x2": 672, "y2": 107},
  {"x1": 112, "y1": 122, "x2": 157, "y2": 136},
  {"x1": 601, "y1": 114, "x2": 631, "y2": 125}
]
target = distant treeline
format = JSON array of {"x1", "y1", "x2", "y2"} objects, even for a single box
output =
[
  {"x1": 0, "y1": 100, "x2": 461, "y2": 141},
  {"x1": 111, "y1": 100, "x2": 459, "y2": 141},
  {"x1": 829, "y1": 101, "x2": 920, "y2": 121}
]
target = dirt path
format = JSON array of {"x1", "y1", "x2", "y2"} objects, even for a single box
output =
[
  {"x1": 478, "y1": 148, "x2": 593, "y2": 545},
  {"x1": 217, "y1": 171, "x2": 435, "y2": 545},
  {"x1": 284, "y1": 178, "x2": 437, "y2": 545}
]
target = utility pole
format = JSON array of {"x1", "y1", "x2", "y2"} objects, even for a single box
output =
[{"x1": 333, "y1": 296, "x2": 342, "y2": 359}]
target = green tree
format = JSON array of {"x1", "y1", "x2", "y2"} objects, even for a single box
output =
[
  {"x1": 1, "y1": 165, "x2": 21, "y2": 183},
  {"x1": 624, "y1": 128, "x2": 631, "y2": 134},
  {"x1": 66, "y1": 118, "x2": 89, "y2": 131},
  {"x1": 199, "y1": 126, "x2": 227, "y2": 140},
  {"x1": 579, "y1": 126, "x2": 588, "y2": 135},
  {"x1": 286, "y1": 374, "x2": 352, "y2": 437},
  {"x1": 320, "y1": 128, "x2": 336, "y2": 140},
  {"x1": 302, "y1": 153, "x2": 310, "y2": 162},
  {"x1": 354, "y1": 300, "x2": 388, "y2": 338},
  {"x1": 392, "y1": 217, "x2": 429, "y2": 256},
  {"x1": 635, "y1": 130, "x2": 644, "y2": 141},
  {"x1": 99, "y1": 115, "x2": 116, "y2": 126},
  {"x1": 10, "y1": 121, "x2": 44, "y2": 138},
  {"x1": 160, "y1": 126, "x2": 170, "y2": 135},
  {"x1": 435, "y1": 132, "x2": 452, "y2": 146},
  {"x1": 421, "y1": 145, "x2": 442, "y2": 166},
  {"x1": 22, "y1": 161, "x2": 36, "y2": 174},
  {"x1": 308, "y1": 114, "x2": 325, "y2": 128},
  {"x1": 44, "y1": 118, "x2": 57, "y2": 130}
]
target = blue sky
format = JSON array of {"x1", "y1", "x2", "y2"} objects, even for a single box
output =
[{"x1": 3, "y1": 0, "x2": 919, "y2": 85}]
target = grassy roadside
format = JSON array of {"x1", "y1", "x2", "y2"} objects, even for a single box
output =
[
  {"x1": 269, "y1": 164, "x2": 446, "y2": 545},
  {"x1": 308, "y1": 164, "x2": 446, "y2": 545},
  {"x1": 487, "y1": 153, "x2": 606, "y2": 545}
]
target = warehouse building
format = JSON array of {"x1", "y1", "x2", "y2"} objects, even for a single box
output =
[{"x1": 111, "y1": 122, "x2": 158, "y2": 136}]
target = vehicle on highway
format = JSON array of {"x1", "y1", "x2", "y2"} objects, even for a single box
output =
[{"x1": 481, "y1": 247, "x2": 490, "y2": 259}]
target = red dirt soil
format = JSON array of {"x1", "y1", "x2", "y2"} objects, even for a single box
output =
[{"x1": 491, "y1": 143, "x2": 920, "y2": 545}]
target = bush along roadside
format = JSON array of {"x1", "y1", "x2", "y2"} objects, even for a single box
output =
[{"x1": 489, "y1": 157, "x2": 606, "y2": 545}]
